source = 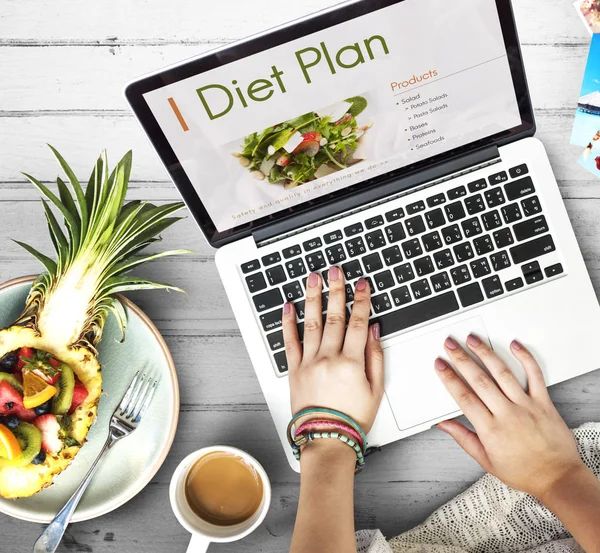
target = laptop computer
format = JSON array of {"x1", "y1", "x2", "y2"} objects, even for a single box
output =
[{"x1": 125, "y1": 0, "x2": 600, "y2": 470}]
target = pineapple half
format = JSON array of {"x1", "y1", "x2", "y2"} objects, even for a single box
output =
[{"x1": 0, "y1": 147, "x2": 190, "y2": 498}]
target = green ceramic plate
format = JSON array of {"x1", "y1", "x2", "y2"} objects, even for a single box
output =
[{"x1": 0, "y1": 276, "x2": 179, "y2": 523}]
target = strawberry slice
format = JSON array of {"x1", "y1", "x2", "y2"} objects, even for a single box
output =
[
  {"x1": 0, "y1": 380, "x2": 36, "y2": 422},
  {"x1": 33, "y1": 414, "x2": 63, "y2": 455},
  {"x1": 301, "y1": 131, "x2": 322, "y2": 142},
  {"x1": 69, "y1": 379, "x2": 89, "y2": 414},
  {"x1": 17, "y1": 347, "x2": 34, "y2": 371},
  {"x1": 595, "y1": 156, "x2": 600, "y2": 171},
  {"x1": 49, "y1": 358, "x2": 61, "y2": 368}
]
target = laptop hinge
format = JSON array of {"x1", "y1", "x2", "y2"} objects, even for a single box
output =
[{"x1": 253, "y1": 145, "x2": 500, "y2": 248}]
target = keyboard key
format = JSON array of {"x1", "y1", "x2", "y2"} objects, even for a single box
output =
[
  {"x1": 261, "y1": 252, "x2": 281, "y2": 266},
  {"x1": 442, "y1": 224, "x2": 462, "y2": 245},
  {"x1": 342, "y1": 260, "x2": 363, "y2": 280},
  {"x1": 273, "y1": 351, "x2": 288, "y2": 373},
  {"x1": 422, "y1": 231, "x2": 443, "y2": 252},
  {"x1": 513, "y1": 215, "x2": 549, "y2": 242},
  {"x1": 465, "y1": 194, "x2": 485, "y2": 215},
  {"x1": 414, "y1": 256, "x2": 435, "y2": 277},
  {"x1": 372, "y1": 293, "x2": 393, "y2": 313},
  {"x1": 405, "y1": 215, "x2": 426, "y2": 236},
  {"x1": 545, "y1": 263, "x2": 564, "y2": 278},
  {"x1": 344, "y1": 222, "x2": 364, "y2": 237},
  {"x1": 286, "y1": 258, "x2": 307, "y2": 278},
  {"x1": 362, "y1": 253, "x2": 383, "y2": 273},
  {"x1": 394, "y1": 263, "x2": 415, "y2": 284},
  {"x1": 434, "y1": 249, "x2": 455, "y2": 270},
  {"x1": 382, "y1": 245, "x2": 403, "y2": 266},
  {"x1": 482, "y1": 210, "x2": 502, "y2": 231},
  {"x1": 363, "y1": 276, "x2": 376, "y2": 294},
  {"x1": 390, "y1": 286, "x2": 412, "y2": 307},
  {"x1": 283, "y1": 281, "x2": 303, "y2": 301},
  {"x1": 373, "y1": 291, "x2": 459, "y2": 337},
  {"x1": 324, "y1": 230, "x2": 344, "y2": 244},
  {"x1": 484, "y1": 188, "x2": 506, "y2": 208},
  {"x1": 245, "y1": 273, "x2": 267, "y2": 293},
  {"x1": 345, "y1": 284, "x2": 354, "y2": 303},
  {"x1": 283, "y1": 245, "x2": 302, "y2": 259},
  {"x1": 461, "y1": 217, "x2": 483, "y2": 238},
  {"x1": 241, "y1": 259, "x2": 260, "y2": 273},
  {"x1": 493, "y1": 228, "x2": 514, "y2": 248},
  {"x1": 407, "y1": 200, "x2": 426, "y2": 214},
  {"x1": 260, "y1": 308, "x2": 283, "y2": 331},
  {"x1": 253, "y1": 288, "x2": 284, "y2": 312},
  {"x1": 450, "y1": 264, "x2": 471, "y2": 285},
  {"x1": 522, "y1": 260, "x2": 544, "y2": 284},
  {"x1": 427, "y1": 193, "x2": 446, "y2": 207},
  {"x1": 448, "y1": 186, "x2": 467, "y2": 200},
  {"x1": 385, "y1": 207, "x2": 405, "y2": 222},
  {"x1": 453, "y1": 242, "x2": 474, "y2": 262},
  {"x1": 445, "y1": 201, "x2": 466, "y2": 222},
  {"x1": 325, "y1": 244, "x2": 347, "y2": 265},
  {"x1": 490, "y1": 250, "x2": 511, "y2": 271},
  {"x1": 401, "y1": 238, "x2": 423, "y2": 259},
  {"x1": 365, "y1": 215, "x2": 384, "y2": 229},
  {"x1": 321, "y1": 269, "x2": 330, "y2": 287},
  {"x1": 488, "y1": 171, "x2": 508, "y2": 185},
  {"x1": 509, "y1": 164, "x2": 529, "y2": 178},
  {"x1": 303, "y1": 238, "x2": 322, "y2": 252},
  {"x1": 505, "y1": 277, "x2": 524, "y2": 291},
  {"x1": 306, "y1": 251, "x2": 327, "y2": 272},
  {"x1": 521, "y1": 196, "x2": 541, "y2": 217},
  {"x1": 296, "y1": 322, "x2": 305, "y2": 341},
  {"x1": 474, "y1": 234, "x2": 494, "y2": 256},
  {"x1": 385, "y1": 222, "x2": 406, "y2": 243},
  {"x1": 480, "y1": 276, "x2": 503, "y2": 299},
  {"x1": 374, "y1": 270, "x2": 395, "y2": 291},
  {"x1": 366, "y1": 230, "x2": 386, "y2": 250},
  {"x1": 468, "y1": 178, "x2": 487, "y2": 192},
  {"x1": 294, "y1": 300, "x2": 306, "y2": 319},
  {"x1": 510, "y1": 234, "x2": 555, "y2": 265},
  {"x1": 411, "y1": 278, "x2": 432, "y2": 299},
  {"x1": 430, "y1": 271, "x2": 451, "y2": 292},
  {"x1": 457, "y1": 282, "x2": 484, "y2": 308},
  {"x1": 321, "y1": 291, "x2": 330, "y2": 311},
  {"x1": 505, "y1": 176, "x2": 535, "y2": 201},
  {"x1": 346, "y1": 236, "x2": 367, "y2": 257},
  {"x1": 266, "y1": 265, "x2": 286, "y2": 286},
  {"x1": 267, "y1": 330, "x2": 285, "y2": 351},
  {"x1": 501, "y1": 203, "x2": 522, "y2": 224},
  {"x1": 470, "y1": 258, "x2": 491, "y2": 279}
]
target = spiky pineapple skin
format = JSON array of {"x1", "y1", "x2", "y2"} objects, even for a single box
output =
[{"x1": 0, "y1": 326, "x2": 102, "y2": 498}]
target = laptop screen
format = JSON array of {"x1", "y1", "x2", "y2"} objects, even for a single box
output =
[{"x1": 138, "y1": 0, "x2": 526, "y2": 242}]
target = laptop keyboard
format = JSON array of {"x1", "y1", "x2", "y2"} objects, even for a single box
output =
[{"x1": 240, "y1": 163, "x2": 564, "y2": 376}]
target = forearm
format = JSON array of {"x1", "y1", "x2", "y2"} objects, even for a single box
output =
[
  {"x1": 290, "y1": 439, "x2": 357, "y2": 553},
  {"x1": 537, "y1": 465, "x2": 600, "y2": 553}
]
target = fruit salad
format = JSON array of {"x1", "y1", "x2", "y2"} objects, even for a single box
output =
[{"x1": 0, "y1": 348, "x2": 88, "y2": 468}]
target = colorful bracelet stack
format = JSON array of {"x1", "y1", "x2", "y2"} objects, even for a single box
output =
[{"x1": 287, "y1": 407, "x2": 368, "y2": 473}]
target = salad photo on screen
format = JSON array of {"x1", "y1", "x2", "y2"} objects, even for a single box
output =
[{"x1": 232, "y1": 96, "x2": 373, "y2": 189}]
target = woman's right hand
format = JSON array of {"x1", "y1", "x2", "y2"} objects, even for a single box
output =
[{"x1": 435, "y1": 335, "x2": 586, "y2": 500}]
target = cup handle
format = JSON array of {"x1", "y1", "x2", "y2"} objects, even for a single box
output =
[{"x1": 186, "y1": 533, "x2": 210, "y2": 553}]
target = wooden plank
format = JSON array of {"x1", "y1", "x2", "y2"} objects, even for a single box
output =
[{"x1": 0, "y1": 43, "x2": 589, "y2": 112}]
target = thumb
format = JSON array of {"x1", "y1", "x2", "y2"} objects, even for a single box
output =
[
  {"x1": 365, "y1": 323, "x2": 385, "y2": 397},
  {"x1": 437, "y1": 420, "x2": 492, "y2": 472}
]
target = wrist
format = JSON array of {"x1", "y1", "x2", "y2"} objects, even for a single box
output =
[
  {"x1": 300, "y1": 436, "x2": 357, "y2": 468},
  {"x1": 536, "y1": 462, "x2": 595, "y2": 506}
]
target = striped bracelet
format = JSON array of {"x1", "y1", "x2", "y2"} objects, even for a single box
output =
[
  {"x1": 292, "y1": 431, "x2": 366, "y2": 473},
  {"x1": 295, "y1": 420, "x2": 364, "y2": 448}
]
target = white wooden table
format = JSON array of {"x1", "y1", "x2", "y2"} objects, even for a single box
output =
[{"x1": 1, "y1": 1, "x2": 599, "y2": 551}]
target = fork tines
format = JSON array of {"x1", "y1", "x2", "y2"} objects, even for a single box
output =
[{"x1": 116, "y1": 371, "x2": 158, "y2": 423}]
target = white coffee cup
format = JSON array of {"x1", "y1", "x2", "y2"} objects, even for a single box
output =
[{"x1": 169, "y1": 445, "x2": 272, "y2": 552}]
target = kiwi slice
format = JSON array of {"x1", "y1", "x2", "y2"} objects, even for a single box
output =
[
  {"x1": 6, "y1": 423, "x2": 42, "y2": 467},
  {"x1": 0, "y1": 373, "x2": 23, "y2": 394},
  {"x1": 52, "y1": 364, "x2": 75, "y2": 415}
]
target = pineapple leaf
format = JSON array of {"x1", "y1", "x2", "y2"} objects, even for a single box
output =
[
  {"x1": 105, "y1": 297, "x2": 128, "y2": 342},
  {"x1": 85, "y1": 156, "x2": 103, "y2": 218},
  {"x1": 56, "y1": 177, "x2": 80, "y2": 226},
  {"x1": 107, "y1": 249, "x2": 195, "y2": 277},
  {"x1": 41, "y1": 200, "x2": 69, "y2": 266},
  {"x1": 104, "y1": 276, "x2": 185, "y2": 295},
  {"x1": 13, "y1": 240, "x2": 57, "y2": 275}
]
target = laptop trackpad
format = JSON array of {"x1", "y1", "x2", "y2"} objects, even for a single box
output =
[{"x1": 383, "y1": 316, "x2": 490, "y2": 431}]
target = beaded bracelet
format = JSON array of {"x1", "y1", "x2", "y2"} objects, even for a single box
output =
[
  {"x1": 291, "y1": 431, "x2": 365, "y2": 473},
  {"x1": 295, "y1": 420, "x2": 364, "y2": 448}
]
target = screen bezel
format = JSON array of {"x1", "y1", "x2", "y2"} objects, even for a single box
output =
[{"x1": 125, "y1": 0, "x2": 534, "y2": 248}]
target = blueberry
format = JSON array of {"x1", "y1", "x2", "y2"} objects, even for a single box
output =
[
  {"x1": 31, "y1": 450, "x2": 46, "y2": 465},
  {"x1": 5, "y1": 415, "x2": 19, "y2": 430},
  {"x1": 34, "y1": 401, "x2": 52, "y2": 416},
  {"x1": 0, "y1": 352, "x2": 18, "y2": 371}
]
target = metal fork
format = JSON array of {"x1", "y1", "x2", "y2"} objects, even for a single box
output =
[{"x1": 33, "y1": 372, "x2": 158, "y2": 553}]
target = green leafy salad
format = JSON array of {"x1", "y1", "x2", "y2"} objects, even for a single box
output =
[{"x1": 233, "y1": 96, "x2": 371, "y2": 188}]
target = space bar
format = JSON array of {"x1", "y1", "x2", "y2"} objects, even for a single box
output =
[{"x1": 373, "y1": 291, "x2": 460, "y2": 337}]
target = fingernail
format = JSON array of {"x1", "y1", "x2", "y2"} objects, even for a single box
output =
[
  {"x1": 511, "y1": 339, "x2": 522, "y2": 351},
  {"x1": 329, "y1": 266, "x2": 339, "y2": 281},
  {"x1": 444, "y1": 337, "x2": 458, "y2": 350},
  {"x1": 371, "y1": 323, "x2": 380, "y2": 340},
  {"x1": 466, "y1": 334, "x2": 481, "y2": 347},
  {"x1": 307, "y1": 272, "x2": 319, "y2": 288},
  {"x1": 283, "y1": 302, "x2": 291, "y2": 314},
  {"x1": 434, "y1": 357, "x2": 448, "y2": 371},
  {"x1": 356, "y1": 277, "x2": 367, "y2": 291}
]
